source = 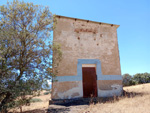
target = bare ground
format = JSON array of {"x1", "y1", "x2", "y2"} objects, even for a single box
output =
[{"x1": 9, "y1": 83, "x2": 150, "y2": 113}]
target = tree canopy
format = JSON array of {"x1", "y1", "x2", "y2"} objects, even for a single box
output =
[
  {"x1": 122, "y1": 73, "x2": 150, "y2": 86},
  {"x1": 0, "y1": 0, "x2": 61, "y2": 112}
]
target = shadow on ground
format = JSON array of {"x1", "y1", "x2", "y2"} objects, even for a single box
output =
[
  {"x1": 47, "y1": 107, "x2": 70, "y2": 113},
  {"x1": 122, "y1": 90, "x2": 145, "y2": 98}
]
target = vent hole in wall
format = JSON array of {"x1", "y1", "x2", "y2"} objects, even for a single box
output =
[
  {"x1": 93, "y1": 31, "x2": 96, "y2": 34},
  {"x1": 100, "y1": 34, "x2": 103, "y2": 37}
]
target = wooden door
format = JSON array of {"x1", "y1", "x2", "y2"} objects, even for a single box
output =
[{"x1": 82, "y1": 67, "x2": 97, "y2": 98}]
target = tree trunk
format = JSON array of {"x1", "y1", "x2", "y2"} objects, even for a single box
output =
[
  {"x1": 20, "y1": 106, "x2": 22, "y2": 113},
  {"x1": 0, "y1": 92, "x2": 11, "y2": 113}
]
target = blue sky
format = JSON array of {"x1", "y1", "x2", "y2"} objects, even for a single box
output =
[{"x1": 0, "y1": 0, "x2": 150, "y2": 75}]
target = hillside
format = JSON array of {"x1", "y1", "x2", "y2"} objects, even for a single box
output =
[
  {"x1": 9, "y1": 83, "x2": 150, "y2": 113},
  {"x1": 83, "y1": 83, "x2": 150, "y2": 113}
]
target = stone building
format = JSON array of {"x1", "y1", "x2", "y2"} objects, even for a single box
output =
[{"x1": 52, "y1": 15, "x2": 122, "y2": 100}]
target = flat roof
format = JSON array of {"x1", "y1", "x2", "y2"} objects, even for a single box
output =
[{"x1": 55, "y1": 15, "x2": 120, "y2": 28}]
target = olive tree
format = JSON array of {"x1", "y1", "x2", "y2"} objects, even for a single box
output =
[{"x1": 0, "y1": 0, "x2": 61, "y2": 112}]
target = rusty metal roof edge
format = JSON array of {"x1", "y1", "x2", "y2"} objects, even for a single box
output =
[{"x1": 54, "y1": 15, "x2": 120, "y2": 28}]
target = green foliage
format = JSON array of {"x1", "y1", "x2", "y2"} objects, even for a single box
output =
[
  {"x1": 45, "y1": 89, "x2": 51, "y2": 91},
  {"x1": 43, "y1": 91, "x2": 51, "y2": 95},
  {"x1": 122, "y1": 73, "x2": 132, "y2": 86},
  {"x1": 122, "y1": 73, "x2": 150, "y2": 86},
  {"x1": 0, "y1": 0, "x2": 61, "y2": 112},
  {"x1": 133, "y1": 73, "x2": 150, "y2": 84},
  {"x1": 30, "y1": 98, "x2": 42, "y2": 103}
]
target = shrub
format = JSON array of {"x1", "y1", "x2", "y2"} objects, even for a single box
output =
[
  {"x1": 122, "y1": 74, "x2": 132, "y2": 86},
  {"x1": 44, "y1": 91, "x2": 51, "y2": 95},
  {"x1": 30, "y1": 98, "x2": 42, "y2": 103},
  {"x1": 45, "y1": 89, "x2": 51, "y2": 91},
  {"x1": 122, "y1": 73, "x2": 150, "y2": 86}
]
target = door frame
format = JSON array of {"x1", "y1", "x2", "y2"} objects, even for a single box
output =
[{"x1": 77, "y1": 59, "x2": 102, "y2": 98}]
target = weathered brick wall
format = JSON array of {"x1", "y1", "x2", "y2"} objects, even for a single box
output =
[
  {"x1": 52, "y1": 16, "x2": 122, "y2": 99},
  {"x1": 53, "y1": 16, "x2": 121, "y2": 76}
]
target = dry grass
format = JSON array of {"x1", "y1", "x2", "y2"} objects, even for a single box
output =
[
  {"x1": 82, "y1": 83, "x2": 150, "y2": 113},
  {"x1": 9, "y1": 90, "x2": 51, "y2": 112},
  {"x1": 9, "y1": 83, "x2": 150, "y2": 113}
]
